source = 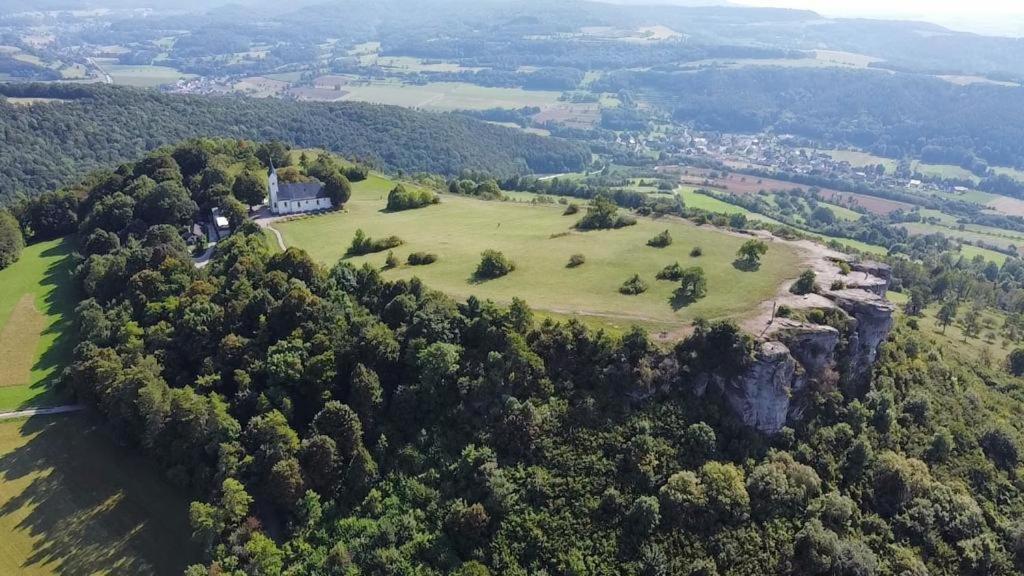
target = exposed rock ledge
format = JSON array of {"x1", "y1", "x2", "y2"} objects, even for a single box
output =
[{"x1": 712, "y1": 257, "x2": 895, "y2": 434}]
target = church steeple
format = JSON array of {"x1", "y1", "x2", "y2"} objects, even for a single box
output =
[{"x1": 268, "y1": 158, "x2": 279, "y2": 212}]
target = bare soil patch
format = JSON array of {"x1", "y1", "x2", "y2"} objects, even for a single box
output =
[{"x1": 0, "y1": 295, "x2": 46, "y2": 388}]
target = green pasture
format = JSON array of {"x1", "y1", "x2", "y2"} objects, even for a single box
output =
[
  {"x1": 0, "y1": 239, "x2": 76, "y2": 411},
  {"x1": 0, "y1": 414, "x2": 200, "y2": 575},
  {"x1": 278, "y1": 176, "x2": 804, "y2": 330}
]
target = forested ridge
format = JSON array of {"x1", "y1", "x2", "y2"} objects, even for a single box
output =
[
  {"x1": 0, "y1": 83, "x2": 589, "y2": 205},
  {"x1": 49, "y1": 141, "x2": 1024, "y2": 575},
  {"x1": 595, "y1": 67, "x2": 1024, "y2": 170}
]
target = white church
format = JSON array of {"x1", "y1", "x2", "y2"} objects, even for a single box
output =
[{"x1": 268, "y1": 165, "x2": 333, "y2": 215}]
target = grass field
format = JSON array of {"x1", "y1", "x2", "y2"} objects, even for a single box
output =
[
  {"x1": 911, "y1": 161, "x2": 978, "y2": 182},
  {"x1": 898, "y1": 222, "x2": 1022, "y2": 252},
  {"x1": 337, "y1": 81, "x2": 564, "y2": 111},
  {"x1": 0, "y1": 414, "x2": 199, "y2": 575},
  {"x1": 822, "y1": 150, "x2": 898, "y2": 172},
  {"x1": 959, "y1": 244, "x2": 1009, "y2": 266},
  {"x1": 677, "y1": 187, "x2": 782, "y2": 225},
  {"x1": 0, "y1": 239, "x2": 76, "y2": 412},
  {"x1": 912, "y1": 303, "x2": 1011, "y2": 364},
  {"x1": 678, "y1": 188, "x2": 885, "y2": 255},
  {"x1": 278, "y1": 175, "x2": 804, "y2": 331},
  {"x1": 97, "y1": 61, "x2": 194, "y2": 88}
]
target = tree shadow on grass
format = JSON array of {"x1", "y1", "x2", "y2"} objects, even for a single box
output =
[
  {"x1": 22, "y1": 239, "x2": 78, "y2": 410},
  {"x1": 0, "y1": 413, "x2": 200, "y2": 575},
  {"x1": 670, "y1": 291, "x2": 700, "y2": 311},
  {"x1": 732, "y1": 258, "x2": 762, "y2": 272}
]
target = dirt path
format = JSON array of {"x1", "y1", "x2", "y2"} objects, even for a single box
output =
[
  {"x1": 0, "y1": 294, "x2": 47, "y2": 388},
  {"x1": 0, "y1": 405, "x2": 84, "y2": 421},
  {"x1": 264, "y1": 223, "x2": 287, "y2": 251}
]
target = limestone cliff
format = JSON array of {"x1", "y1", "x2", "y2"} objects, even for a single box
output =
[{"x1": 714, "y1": 259, "x2": 895, "y2": 434}]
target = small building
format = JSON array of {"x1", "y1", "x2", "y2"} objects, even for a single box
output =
[{"x1": 268, "y1": 165, "x2": 332, "y2": 215}]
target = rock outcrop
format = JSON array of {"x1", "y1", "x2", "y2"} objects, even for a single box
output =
[{"x1": 712, "y1": 260, "x2": 894, "y2": 434}]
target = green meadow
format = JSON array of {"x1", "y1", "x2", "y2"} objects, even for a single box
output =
[
  {"x1": 0, "y1": 239, "x2": 77, "y2": 412},
  {"x1": 278, "y1": 175, "x2": 804, "y2": 331},
  {"x1": 0, "y1": 414, "x2": 200, "y2": 575}
]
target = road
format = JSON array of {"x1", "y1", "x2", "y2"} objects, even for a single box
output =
[{"x1": 86, "y1": 57, "x2": 113, "y2": 84}]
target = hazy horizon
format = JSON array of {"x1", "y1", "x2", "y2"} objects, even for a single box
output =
[{"x1": 733, "y1": 0, "x2": 1024, "y2": 36}]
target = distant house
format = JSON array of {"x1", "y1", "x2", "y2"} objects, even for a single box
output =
[{"x1": 268, "y1": 165, "x2": 332, "y2": 215}]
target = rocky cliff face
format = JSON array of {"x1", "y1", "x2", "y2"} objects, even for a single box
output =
[{"x1": 714, "y1": 260, "x2": 895, "y2": 434}]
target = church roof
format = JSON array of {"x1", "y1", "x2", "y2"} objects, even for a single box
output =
[{"x1": 277, "y1": 177, "x2": 327, "y2": 201}]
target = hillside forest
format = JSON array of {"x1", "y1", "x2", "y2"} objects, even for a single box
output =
[{"x1": 7, "y1": 138, "x2": 1021, "y2": 576}]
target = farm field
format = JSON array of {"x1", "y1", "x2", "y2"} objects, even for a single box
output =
[
  {"x1": 0, "y1": 414, "x2": 199, "y2": 575},
  {"x1": 986, "y1": 195, "x2": 1024, "y2": 217},
  {"x1": 675, "y1": 167, "x2": 913, "y2": 215},
  {"x1": 898, "y1": 221, "x2": 1022, "y2": 252},
  {"x1": 677, "y1": 187, "x2": 782, "y2": 224},
  {"x1": 337, "y1": 81, "x2": 564, "y2": 111},
  {"x1": 278, "y1": 175, "x2": 805, "y2": 331},
  {"x1": 910, "y1": 161, "x2": 977, "y2": 182},
  {"x1": 821, "y1": 149, "x2": 898, "y2": 172},
  {"x1": 99, "y1": 62, "x2": 194, "y2": 87},
  {"x1": 959, "y1": 244, "x2": 1009, "y2": 266},
  {"x1": 0, "y1": 239, "x2": 76, "y2": 412},
  {"x1": 678, "y1": 188, "x2": 885, "y2": 255},
  {"x1": 684, "y1": 49, "x2": 879, "y2": 70}
]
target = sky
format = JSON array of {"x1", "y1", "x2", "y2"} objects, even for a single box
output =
[{"x1": 733, "y1": 0, "x2": 1024, "y2": 35}]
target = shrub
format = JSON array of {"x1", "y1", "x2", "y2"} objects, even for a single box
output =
[
  {"x1": 647, "y1": 230, "x2": 673, "y2": 248},
  {"x1": 563, "y1": 203, "x2": 580, "y2": 216},
  {"x1": 838, "y1": 261, "x2": 851, "y2": 275},
  {"x1": 386, "y1": 184, "x2": 438, "y2": 211},
  {"x1": 347, "y1": 228, "x2": 404, "y2": 256},
  {"x1": 776, "y1": 304, "x2": 793, "y2": 318},
  {"x1": 575, "y1": 196, "x2": 637, "y2": 230},
  {"x1": 830, "y1": 280, "x2": 845, "y2": 290},
  {"x1": 690, "y1": 246, "x2": 703, "y2": 257},
  {"x1": 343, "y1": 165, "x2": 369, "y2": 182},
  {"x1": 619, "y1": 274, "x2": 648, "y2": 295},
  {"x1": 384, "y1": 251, "x2": 399, "y2": 269},
  {"x1": 675, "y1": 267, "x2": 708, "y2": 303},
  {"x1": 736, "y1": 239, "x2": 768, "y2": 267},
  {"x1": 0, "y1": 210, "x2": 24, "y2": 270},
  {"x1": 475, "y1": 250, "x2": 515, "y2": 279},
  {"x1": 407, "y1": 252, "x2": 438, "y2": 266},
  {"x1": 656, "y1": 262, "x2": 684, "y2": 281},
  {"x1": 791, "y1": 270, "x2": 818, "y2": 295},
  {"x1": 567, "y1": 254, "x2": 586, "y2": 268}
]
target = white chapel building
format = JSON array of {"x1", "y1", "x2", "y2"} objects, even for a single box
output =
[{"x1": 268, "y1": 164, "x2": 333, "y2": 215}]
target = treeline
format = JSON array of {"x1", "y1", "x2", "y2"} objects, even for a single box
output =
[
  {"x1": 59, "y1": 142, "x2": 1024, "y2": 575},
  {"x1": 594, "y1": 67, "x2": 1024, "y2": 170},
  {"x1": 403, "y1": 67, "x2": 584, "y2": 91},
  {"x1": 383, "y1": 36, "x2": 801, "y2": 70},
  {"x1": 0, "y1": 83, "x2": 589, "y2": 205}
]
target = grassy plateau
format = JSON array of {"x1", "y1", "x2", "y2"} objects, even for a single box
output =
[{"x1": 277, "y1": 174, "x2": 804, "y2": 332}]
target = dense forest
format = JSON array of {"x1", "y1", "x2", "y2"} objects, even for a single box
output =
[
  {"x1": 594, "y1": 67, "x2": 1024, "y2": 169},
  {"x1": 38, "y1": 140, "x2": 1024, "y2": 575},
  {"x1": 0, "y1": 83, "x2": 589, "y2": 205}
]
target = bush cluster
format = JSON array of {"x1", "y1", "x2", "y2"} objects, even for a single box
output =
[
  {"x1": 347, "y1": 228, "x2": 404, "y2": 256},
  {"x1": 386, "y1": 184, "x2": 439, "y2": 211},
  {"x1": 407, "y1": 252, "x2": 438, "y2": 266},
  {"x1": 475, "y1": 249, "x2": 515, "y2": 279}
]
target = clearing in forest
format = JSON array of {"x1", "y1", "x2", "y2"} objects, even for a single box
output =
[{"x1": 0, "y1": 239, "x2": 76, "y2": 411}]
